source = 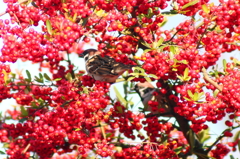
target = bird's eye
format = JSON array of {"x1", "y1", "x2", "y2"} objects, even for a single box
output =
[{"x1": 84, "y1": 56, "x2": 89, "y2": 61}]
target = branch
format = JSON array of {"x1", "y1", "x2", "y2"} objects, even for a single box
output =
[
  {"x1": 202, "y1": 68, "x2": 222, "y2": 91},
  {"x1": 145, "y1": 112, "x2": 172, "y2": 118},
  {"x1": 206, "y1": 125, "x2": 240, "y2": 153},
  {"x1": 164, "y1": 29, "x2": 183, "y2": 44},
  {"x1": 22, "y1": 143, "x2": 31, "y2": 154},
  {"x1": 158, "y1": 79, "x2": 208, "y2": 159},
  {"x1": 196, "y1": 27, "x2": 207, "y2": 49},
  {"x1": 67, "y1": 53, "x2": 75, "y2": 79}
]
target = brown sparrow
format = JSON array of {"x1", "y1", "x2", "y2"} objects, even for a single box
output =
[
  {"x1": 80, "y1": 49, "x2": 136, "y2": 83},
  {"x1": 134, "y1": 82, "x2": 172, "y2": 116}
]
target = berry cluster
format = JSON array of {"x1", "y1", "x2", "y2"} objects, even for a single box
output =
[
  {"x1": 0, "y1": 0, "x2": 239, "y2": 158},
  {"x1": 210, "y1": 143, "x2": 230, "y2": 159}
]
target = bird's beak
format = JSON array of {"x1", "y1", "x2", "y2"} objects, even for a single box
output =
[{"x1": 79, "y1": 53, "x2": 84, "y2": 58}]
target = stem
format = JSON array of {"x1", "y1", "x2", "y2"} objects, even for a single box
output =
[
  {"x1": 145, "y1": 112, "x2": 172, "y2": 118},
  {"x1": 206, "y1": 125, "x2": 240, "y2": 153},
  {"x1": 60, "y1": 99, "x2": 74, "y2": 107},
  {"x1": 22, "y1": 143, "x2": 31, "y2": 154},
  {"x1": 99, "y1": 121, "x2": 106, "y2": 139},
  {"x1": 202, "y1": 68, "x2": 222, "y2": 91},
  {"x1": 164, "y1": 29, "x2": 183, "y2": 44},
  {"x1": 67, "y1": 53, "x2": 75, "y2": 79},
  {"x1": 0, "y1": 11, "x2": 6, "y2": 17}
]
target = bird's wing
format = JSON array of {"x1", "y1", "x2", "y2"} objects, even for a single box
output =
[{"x1": 87, "y1": 55, "x2": 118, "y2": 76}]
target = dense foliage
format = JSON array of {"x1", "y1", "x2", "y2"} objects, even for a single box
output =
[{"x1": 0, "y1": 0, "x2": 239, "y2": 158}]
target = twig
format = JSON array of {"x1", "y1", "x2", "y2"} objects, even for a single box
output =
[
  {"x1": 202, "y1": 68, "x2": 222, "y2": 91},
  {"x1": 206, "y1": 125, "x2": 240, "y2": 153},
  {"x1": 22, "y1": 143, "x2": 31, "y2": 154},
  {"x1": 67, "y1": 53, "x2": 75, "y2": 79},
  {"x1": 99, "y1": 121, "x2": 106, "y2": 139},
  {"x1": 0, "y1": 11, "x2": 6, "y2": 17},
  {"x1": 196, "y1": 27, "x2": 207, "y2": 49},
  {"x1": 60, "y1": 99, "x2": 74, "y2": 107},
  {"x1": 145, "y1": 112, "x2": 172, "y2": 118},
  {"x1": 164, "y1": 29, "x2": 183, "y2": 44}
]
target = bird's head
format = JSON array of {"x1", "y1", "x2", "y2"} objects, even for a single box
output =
[{"x1": 79, "y1": 49, "x2": 99, "y2": 61}]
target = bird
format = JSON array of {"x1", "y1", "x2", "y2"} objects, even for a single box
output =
[
  {"x1": 80, "y1": 49, "x2": 136, "y2": 83},
  {"x1": 134, "y1": 82, "x2": 173, "y2": 116}
]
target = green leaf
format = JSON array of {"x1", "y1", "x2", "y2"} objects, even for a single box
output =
[
  {"x1": 198, "y1": 128, "x2": 210, "y2": 143},
  {"x1": 143, "y1": 48, "x2": 152, "y2": 53},
  {"x1": 19, "y1": 118, "x2": 27, "y2": 123},
  {"x1": 130, "y1": 73, "x2": 140, "y2": 77},
  {"x1": 39, "y1": 73, "x2": 43, "y2": 81},
  {"x1": 26, "y1": 70, "x2": 31, "y2": 81},
  {"x1": 2, "y1": 69, "x2": 9, "y2": 85},
  {"x1": 202, "y1": 4, "x2": 210, "y2": 14},
  {"x1": 161, "y1": 10, "x2": 178, "y2": 15},
  {"x1": 198, "y1": 92, "x2": 205, "y2": 100},
  {"x1": 233, "y1": 58, "x2": 240, "y2": 65},
  {"x1": 170, "y1": 46, "x2": 176, "y2": 54},
  {"x1": 75, "y1": 128, "x2": 81, "y2": 131},
  {"x1": 172, "y1": 68, "x2": 178, "y2": 71},
  {"x1": 31, "y1": 1, "x2": 38, "y2": 8},
  {"x1": 116, "y1": 106, "x2": 123, "y2": 113},
  {"x1": 128, "y1": 97, "x2": 134, "y2": 108},
  {"x1": 184, "y1": 68, "x2": 189, "y2": 79},
  {"x1": 187, "y1": 90, "x2": 194, "y2": 98},
  {"x1": 24, "y1": 78, "x2": 31, "y2": 83},
  {"x1": 0, "y1": 150, "x2": 5, "y2": 154},
  {"x1": 127, "y1": 77, "x2": 135, "y2": 81},
  {"x1": 123, "y1": 81, "x2": 128, "y2": 95},
  {"x1": 233, "y1": 129, "x2": 240, "y2": 142},
  {"x1": 182, "y1": 0, "x2": 199, "y2": 10},
  {"x1": 72, "y1": 13, "x2": 77, "y2": 22},
  {"x1": 181, "y1": 60, "x2": 188, "y2": 64},
  {"x1": 177, "y1": 75, "x2": 184, "y2": 81},
  {"x1": 113, "y1": 86, "x2": 127, "y2": 108},
  {"x1": 65, "y1": 72, "x2": 73, "y2": 81},
  {"x1": 141, "y1": 41, "x2": 151, "y2": 48},
  {"x1": 106, "y1": 133, "x2": 113, "y2": 138},
  {"x1": 20, "y1": 106, "x2": 28, "y2": 117},
  {"x1": 44, "y1": 73, "x2": 51, "y2": 81},
  {"x1": 158, "y1": 45, "x2": 168, "y2": 51},
  {"x1": 156, "y1": 37, "x2": 164, "y2": 48},
  {"x1": 149, "y1": 74, "x2": 158, "y2": 79},
  {"x1": 34, "y1": 76, "x2": 43, "y2": 83},
  {"x1": 213, "y1": 89, "x2": 219, "y2": 97},
  {"x1": 38, "y1": 98, "x2": 44, "y2": 103},
  {"x1": 134, "y1": 66, "x2": 145, "y2": 72},
  {"x1": 144, "y1": 76, "x2": 152, "y2": 83},
  {"x1": 193, "y1": 92, "x2": 199, "y2": 101},
  {"x1": 147, "y1": 8, "x2": 154, "y2": 18},
  {"x1": 158, "y1": 19, "x2": 167, "y2": 27},
  {"x1": 223, "y1": 59, "x2": 227, "y2": 72},
  {"x1": 188, "y1": 129, "x2": 195, "y2": 152},
  {"x1": 233, "y1": 130, "x2": 240, "y2": 153},
  {"x1": 81, "y1": 17, "x2": 88, "y2": 26},
  {"x1": 3, "y1": 143, "x2": 9, "y2": 148},
  {"x1": 169, "y1": 52, "x2": 174, "y2": 60},
  {"x1": 173, "y1": 146, "x2": 183, "y2": 154},
  {"x1": 230, "y1": 155, "x2": 235, "y2": 159},
  {"x1": 183, "y1": 97, "x2": 191, "y2": 101},
  {"x1": 46, "y1": 19, "x2": 52, "y2": 35},
  {"x1": 54, "y1": 78, "x2": 62, "y2": 81}
]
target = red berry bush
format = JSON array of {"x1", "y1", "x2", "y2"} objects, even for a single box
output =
[{"x1": 0, "y1": 0, "x2": 239, "y2": 158}]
